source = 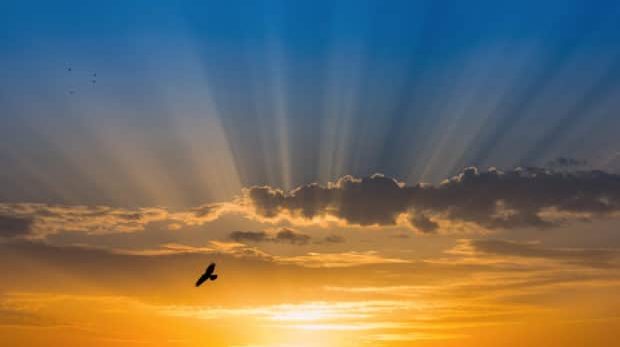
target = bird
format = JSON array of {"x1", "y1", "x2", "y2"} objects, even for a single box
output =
[{"x1": 195, "y1": 263, "x2": 218, "y2": 287}]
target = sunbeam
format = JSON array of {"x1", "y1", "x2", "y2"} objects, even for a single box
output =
[{"x1": 2, "y1": 1, "x2": 620, "y2": 346}]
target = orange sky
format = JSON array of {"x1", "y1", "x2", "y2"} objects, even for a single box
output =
[{"x1": 2, "y1": 192, "x2": 620, "y2": 346}]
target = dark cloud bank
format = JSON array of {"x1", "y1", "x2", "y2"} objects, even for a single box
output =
[
  {"x1": 245, "y1": 167, "x2": 620, "y2": 232},
  {"x1": 1, "y1": 166, "x2": 619, "y2": 237},
  {"x1": 0, "y1": 215, "x2": 33, "y2": 238}
]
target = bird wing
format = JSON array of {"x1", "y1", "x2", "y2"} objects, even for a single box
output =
[
  {"x1": 195, "y1": 273, "x2": 209, "y2": 287},
  {"x1": 205, "y1": 263, "x2": 216, "y2": 276}
]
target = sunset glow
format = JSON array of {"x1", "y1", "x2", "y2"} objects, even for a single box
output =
[{"x1": 2, "y1": 0, "x2": 620, "y2": 346}]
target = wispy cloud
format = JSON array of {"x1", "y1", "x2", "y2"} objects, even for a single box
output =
[
  {"x1": 229, "y1": 228, "x2": 311, "y2": 245},
  {"x1": 0, "y1": 202, "x2": 237, "y2": 238},
  {"x1": 214, "y1": 241, "x2": 410, "y2": 268},
  {"x1": 447, "y1": 239, "x2": 620, "y2": 268},
  {"x1": 273, "y1": 251, "x2": 410, "y2": 268},
  {"x1": 114, "y1": 240, "x2": 407, "y2": 268}
]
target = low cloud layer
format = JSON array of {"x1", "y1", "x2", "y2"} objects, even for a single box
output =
[
  {"x1": 0, "y1": 202, "x2": 234, "y2": 238},
  {"x1": 546, "y1": 156, "x2": 588, "y2": 169},
  {"x1": 229, "y1": 228, "x2": 311, "y2": 245},
  {"x1": 450, "y1": 239, "x2": 620, "y2": 268},
  {"x1": 1, "y1": 167, "x2": 619, "y2": 237},
  {"x1": 244, "y1": 167, "x2": 620, "y2": 233}
]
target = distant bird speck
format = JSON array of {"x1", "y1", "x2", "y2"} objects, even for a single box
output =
[
  {"x1": 195, "y1": 263, "x2": 218, "y2": 287},
  {"x1": 67, "y1": 67, "x2": 72, "y2": 72}
]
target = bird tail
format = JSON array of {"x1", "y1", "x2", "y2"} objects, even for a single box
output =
[{"x1": 209, "y1": 274, "x2": 218, "y2": 281}]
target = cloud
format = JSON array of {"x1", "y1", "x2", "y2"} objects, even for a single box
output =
[
  {"x1": 0, "y1": 215, "x2": 33, "y2": 238},
  {"x1": 449, "y1": 239, "x2": 620, "y2": 268},
  {"x1": 244, "y1": 174, "x2": 409, "y2": 226},
  {"x1": 274, "y1": 228, "x2": 311, "y2": 245},
  {"x1": 3, "y1": 166, "x2": 619, "y2": 238},
  {"x1": 274, "y1": 251, "x2": 411, "y2": 268},
  {"x1": 208, "y1": 241, "x2": 409, "y2": 267},
  {"x1": 114, "y1": 243, "x2": 217, "y2": 256},
  {"x1": 546, "y1": 156, "x2": 588, "y2": 169},
  {"x1": 242, "y1": 168, "x2": 620, "y2": 232},
  {"x1": 109, "y1": 238, "x2": 405, "y2": 268},
  {"x1": 0, "y1": 202, "x2": 234, "y2": 238},
  {"x1": 409, "y1": 213, "x2": 439, "y2": 233},
  {"x1": 131, "y1": 241, "x2": 406, "y2": 268},
  {"x1": 229, "y1": 228, "x2": 311, "y2": 245},
  {"x1": 229, "y1": 230, "x2": 269, "y2": 243},
  {"x1": 322, "y1": 235, "x2": 346, "y2": 243}
]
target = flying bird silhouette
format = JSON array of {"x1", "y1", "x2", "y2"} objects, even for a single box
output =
[{"x1": 195, "y1": 263, "x2": 218, "y2": 287}]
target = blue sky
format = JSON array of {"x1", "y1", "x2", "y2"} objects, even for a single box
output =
[{"x1": 2, "y1": 0, "x2": 620, "y2": 206}]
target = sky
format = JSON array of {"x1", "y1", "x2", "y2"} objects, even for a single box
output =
[{"x1": 1, "y1": 0, "x2": 620, "y2": 346}]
